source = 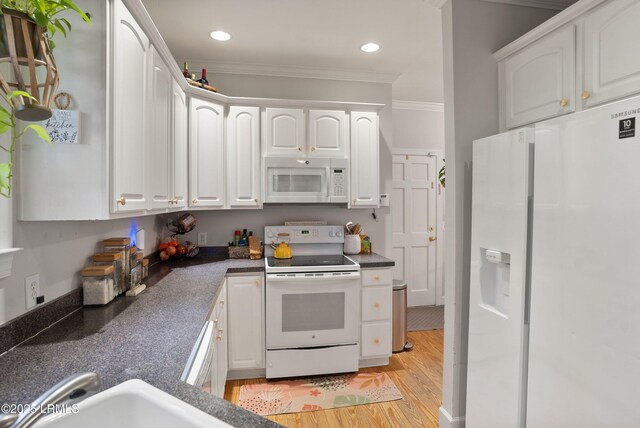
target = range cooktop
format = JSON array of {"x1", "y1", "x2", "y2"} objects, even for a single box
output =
[{"x1": 265, "y1": 254, "x2": 359, "y2": 273}]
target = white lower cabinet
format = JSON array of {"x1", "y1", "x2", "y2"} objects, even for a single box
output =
[
  {"x1": 227, "y1": 275, "x2": 265, "y2": 374},
  {"x1": 360, "y1": 268, "x2": 393, "y2": 360}
]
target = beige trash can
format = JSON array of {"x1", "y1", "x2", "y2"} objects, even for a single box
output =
[{"x1": 392, "y1": 280, "x2": 413, "y2": 352}]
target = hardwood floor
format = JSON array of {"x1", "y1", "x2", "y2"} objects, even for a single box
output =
[{"x1": 224, "y1": 330, "x2": 444, "y2": 427}]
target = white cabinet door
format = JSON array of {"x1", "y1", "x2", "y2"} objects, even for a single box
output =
[
  {"x1": 171, "y1": 79, "x2": 188, "y2": 209},
  {"x1": 112, "y1": 0, "x2": 150, "y2": 212},
  {"x1": 215, "y1": 305, "x2": 228, "y2": 397},
  {"x1": 308, "y1": 110, "x2": 348, "y2": 158},
  {"x1": 583, "y1": 0, "x2": 640, "y2": 108},
  {"x1": 360, "y1": 322, "x2": 392, "y2": 358},
  {"x1": 350, "y1": 111, "x2": 379, "y2": 208},
  {"x1": 148, "y1": 47, "x2": 171, "y2": 210},
  {"x1": 503, "y1": 24, "x2": 575, "y2": 129},
  {"x1": 227, "y1": 106, "x2": 261, "y2": 208},
  {"x1": 264, "y1": 108, "x2": 304, "y2": 156},
  {"x1": 189, "y1": 98, "x2": 225, "y2": 208},
  {"x1": 227, "y1": 275, "x2": 265, "y2": 370}
]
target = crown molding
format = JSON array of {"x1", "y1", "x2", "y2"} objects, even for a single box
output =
[
  {"x1": 392, "y1": 100, "x2": 444, "y2": 112},
  {"x1": 427, "y1": 0, "x2": 448, "y2": 8},
  {"x1": 181, "y1": 59, "x2": 401, "y2": 84},
  {"x1": 479, "y1": 0, "x2": 578, "y2": 10}
]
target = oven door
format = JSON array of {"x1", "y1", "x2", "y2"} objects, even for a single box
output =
[
  {"x1": 266, "y1": 271, "x2": 360, "y2": 349},
  {"x1": 264, "y1": 158, "x2": 330, "y2": 203}
]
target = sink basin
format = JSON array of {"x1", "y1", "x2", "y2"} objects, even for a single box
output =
[{"x1": 34, "y1": 379, "x2": 233, "y2": 428}]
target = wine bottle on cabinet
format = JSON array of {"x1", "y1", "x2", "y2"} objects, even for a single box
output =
[
  {"x1": 197, "y1": 68, "x2": 209, "y2": 88},
  {"x1": 182, "y1": 62, "x2": 191, "y2": 79}
]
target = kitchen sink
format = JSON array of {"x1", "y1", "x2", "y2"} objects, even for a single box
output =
[{"x1": 34, "y1": 379, "x2": 232, "y2": 428}]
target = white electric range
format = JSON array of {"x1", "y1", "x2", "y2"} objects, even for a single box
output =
[{"x1": 264, "y1": 225, "x2": 361, "y2": 379}]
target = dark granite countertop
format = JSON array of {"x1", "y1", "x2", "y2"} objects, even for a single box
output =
[
  {"x1": 347, "y1": 252, "x2": 395, "y2": 268},
  {"x1": 0, "y1": 256, "x2": 276, "y2": 428}
]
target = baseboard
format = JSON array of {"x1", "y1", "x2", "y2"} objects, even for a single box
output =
[
  {"x1": 358, "y1": 357, "x2": 390, "y2": 368},
  {"x1": 226, "y1": 368, "x2": 266, "y2": 380},
  {"x1": 439, "y1": 406, "x2": 466, "y2": 428}
]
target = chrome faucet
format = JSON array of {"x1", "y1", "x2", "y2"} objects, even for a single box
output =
[{"x1": 1, "y1": 372, "x2": 101, "y2": 428}]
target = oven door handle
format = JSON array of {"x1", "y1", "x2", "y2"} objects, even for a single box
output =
[{"x1": 267, "y1": 272, "x2": 360, "y2": 282}]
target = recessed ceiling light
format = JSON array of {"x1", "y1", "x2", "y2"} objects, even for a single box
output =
[
  {"x1": 360, "y1": 42, "x2": 380, "y2": 53},
  {"x1": 210, "y1": 30, "x2": 231, "y2": 41}
]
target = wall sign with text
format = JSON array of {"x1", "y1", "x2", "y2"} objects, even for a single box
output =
[{"x1": 41, "y1": 109, "x2": 80, "y2": 144}]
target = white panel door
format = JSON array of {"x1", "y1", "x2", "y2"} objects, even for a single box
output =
[
  {"x1": 391, "y1": 154, "x2": 437, "y2": 306},
  {"x1": 503, "y1": 24, "x2": 575, "y2": 129},
  {"x1": 583, "y1": 0, "x2": 640, "y2": 108},
  {"x1": 148, "y1": 47, "x2": 171, "y2": 210},
  {"x1": 264, "y1": 108, "x2": 304, "y2": 156},
  {"x1": 466, "y1": 128, "x2": 533, "y2": 428},
  {"x1": 308, "y1": 110, "x2": 347, "y2": 158},
  {"x1": 189, "y1": 98, "x2": 225, "y2": 208},
  {"x1": 227, "y1": 106, "x2": 261, "y2": 208},
  {"x1": 112, "y1": 0, "x2": 150, "y2": 212},
  {"x1": 527, "y1": 98, "x2": 640, "y2": 427},
  {"x1": 171, "y1": 79, "x2": 188, "y2": 209},
  {"x1": 227, "y1": 275, "x2": 265, "y2": 370},
  {"x1": 350, "y1": 112, "x2": 379, "y2": 208}
]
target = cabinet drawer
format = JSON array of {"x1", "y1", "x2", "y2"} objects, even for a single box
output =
[
  {"x1": 361, "y1": 269, "x2": 392, "y2": 286},
  {"x1": 362, "y1": 286, "x2": 392, "y2": 322},
  {"x1": 360, "y1": 322, "x2": 392, "y2": 358}
]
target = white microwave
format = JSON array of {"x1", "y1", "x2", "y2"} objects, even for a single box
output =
[{"x1": 264, "y1": 157, "x2": 348, "y2": 203}]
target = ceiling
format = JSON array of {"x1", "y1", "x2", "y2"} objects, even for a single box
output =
[{"x1": 141, "y1": 0, "x2": 444, "y2": 103}]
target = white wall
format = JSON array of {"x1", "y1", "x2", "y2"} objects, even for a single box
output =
[
  {"x1": 180, "y1": 69, "x2": 394, "y2": 256},
  {"x1": 440, "y1": 1, "x2": 558, "y2": 427},
  {"x1": 0, "y1": 212, "x2": 162, "y2": 326},
  {"x1": 392, "y1": 101, "x2": 444, "y2": 151}
]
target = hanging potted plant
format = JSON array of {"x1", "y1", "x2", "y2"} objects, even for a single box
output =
[
  {"x1": 0, "y1": 0, "x2": 90, "y2": 197},
  {"x1": 0, "y1": 0, "x2": 90, "y2": 120}
]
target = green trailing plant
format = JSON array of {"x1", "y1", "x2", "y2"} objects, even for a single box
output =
[
  {"x1": 438, "y1": 160, "x2": 445, "y2": 188},
  {"x1": 0, "y1": 90, "x2": 51, "y2": 197},
  {"x1": 0, "y1": 0, "x2": 91, "y2": 49}
]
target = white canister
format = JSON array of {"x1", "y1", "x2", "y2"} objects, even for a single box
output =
[{"x1": 344, "y1": 235, "x2": 361, "y2": 255}]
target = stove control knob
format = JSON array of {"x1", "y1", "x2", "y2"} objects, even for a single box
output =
[
  {"x1": 266, "y1": 230, "x2": 273, "y2": 238},
  {"x1": 329, "y1": 231, "x2": 335, "y2": 237},
  {"x1": 336, "y1": 230, "x2": 343, "y2": 238}
]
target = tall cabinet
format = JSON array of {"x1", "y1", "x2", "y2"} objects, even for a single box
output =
[
  {"x1": 111, "y1": 0, "x2": 150, "y2": 212},
  {"x1": 350, "y1": 112, "x2": 379, "y2": 208},
  {"x1": 189, "y1": 98, "x2": 225, "y2": 208},
  {"x1": 226, "y1": 106, "x2": 261, "y2": 208}
]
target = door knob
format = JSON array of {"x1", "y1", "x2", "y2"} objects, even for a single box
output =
[
  {"x1": 116, "y1": 196, "x2": 126, "y2": 206},
  {"x1": 429, "y1": 236, "x2": 437, "y2": 242},
  {"x1": 559, "y1": 99, "x2": 569, "y2": 108},
  {"x1": 581, "y1": 91, "x2": 591, "y2": 100}
]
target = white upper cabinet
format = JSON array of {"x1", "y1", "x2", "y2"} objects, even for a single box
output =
[
  {"x1": 264, "y1": 108, "x2": 305, "y2": 156},
  {"x1": 583, "y1": 0, "x2": 640, "y2": 108},
  {"x1": 171, "y1": 79, "x2": 188, "y2": 209},
  {"x1": 189, "y1": 98, "x2": 225, "y2": 208},
  {"x1": 148, "y1": 47, "x2": 171, "y2": 210},
  {"x1": 227, "y1": 106, "x2": 261, "y2": 208},
  {"x1": 308, "y1": 110, "x2": 348, "y2": 158},
  {"x1": 502, "y1": 24, "x2": 576, "y2": 129},
  {"x1": 112, "y1": 0, "x2": 150, "y2": 212},
  {"x1": 350, "y1": 112, "x2": 379, "y2": 208}
]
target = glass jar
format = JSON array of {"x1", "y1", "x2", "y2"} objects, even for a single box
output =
[
  {"x1": 103, "y1": 237, "x2": 131, "y2": 293},
  {"x1": 93, "y1": 252, "x2": 124, "y2": 298},
  {"x1": 142, "y1": 258, "x2": 149, "y2": 280},
  {"x1": 81, "y1": 265, "x2": 115, "y2": 305},
  {"x1": 130, "y1": 264, "x2": 142, "y2": 290}
]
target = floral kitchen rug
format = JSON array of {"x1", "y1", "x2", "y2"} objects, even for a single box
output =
[{"x1": 237, "y1": 372, "x2": 403, "y2": 416}]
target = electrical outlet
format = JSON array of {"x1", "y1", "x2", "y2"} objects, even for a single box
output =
[
  {"x1": 198, "y1": 232, "x2": 207, "y2": 247},
  {"x1": 25, "y1": 274, "x2": 41, "y2": 310}
]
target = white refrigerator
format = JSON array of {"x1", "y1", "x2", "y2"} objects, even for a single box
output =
[{"x1": 468, "y1": 96, "x2": 640, "y2": 427}]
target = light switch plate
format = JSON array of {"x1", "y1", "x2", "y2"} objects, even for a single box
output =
[{"x1": 198, "y1": 232, "x2": 207, "y2": 246}]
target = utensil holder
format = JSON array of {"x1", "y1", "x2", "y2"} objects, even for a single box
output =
[{"x1": 344, "y1": 235, "x2": 361, "y2": 255}]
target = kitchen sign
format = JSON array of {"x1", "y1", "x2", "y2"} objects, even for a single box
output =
[{"x1": 41, "y1": 109, "x2": 80, "y2": 144}]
